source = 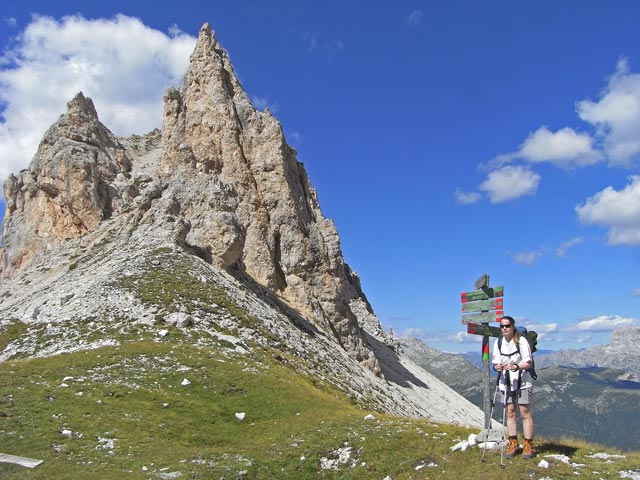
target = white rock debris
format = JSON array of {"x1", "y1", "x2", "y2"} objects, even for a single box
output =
[
  {"x1": 586, "y1": 452, "x2": 626, "y2": 460},
  {"x1": 319, "y1": 445, "x2": 356, "y2": 470}
]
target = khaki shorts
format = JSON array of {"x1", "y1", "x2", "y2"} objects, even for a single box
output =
[{"x1": 501, "y1": 388, "x2": 532, "y2": 405}]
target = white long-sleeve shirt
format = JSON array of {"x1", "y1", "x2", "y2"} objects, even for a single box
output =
[{"x1": 492, "y1": 335, "x2": 533, "y2": 391}]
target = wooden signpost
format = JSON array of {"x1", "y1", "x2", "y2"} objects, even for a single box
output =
[
  {"x1": 461, "y1": 310, "x2": 504, "y2": 324},
  {"x1": 461, "y1": 275, "x2": 504, "y2": 430},
  {"x1": 461, "y1": 297, "x2": 503, "y2": 313}
]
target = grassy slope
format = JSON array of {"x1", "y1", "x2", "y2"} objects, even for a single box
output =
[{"x1": 1, "y1": 338, "x2": 638, "y2": 480}]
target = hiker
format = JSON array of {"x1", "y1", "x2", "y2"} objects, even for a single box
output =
[{"x1": 492, "y1": 315, "x2": 535, "y2": 459}]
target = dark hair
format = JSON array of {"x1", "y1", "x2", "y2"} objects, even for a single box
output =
[
  {"x1": 500, "y1": 316, "x2": 519, "y2": 341},
  {"x1": 501, "y1": 315, "x2": 515, "y2": 325}
]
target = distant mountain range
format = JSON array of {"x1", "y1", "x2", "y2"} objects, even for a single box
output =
[{"x1": 399, "y1": 328, "x2": 640, "y2": 451}]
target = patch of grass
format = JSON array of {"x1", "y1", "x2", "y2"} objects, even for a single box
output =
[
  {"x1": 0, "y1": 340, "x2": 638, "y2": 479},
  {"x1": 0, "y1": 321, "x2": 29, "y2": 352},
  {"x1": 113, "y1": 250, "x2": 258, "y2": 331}
]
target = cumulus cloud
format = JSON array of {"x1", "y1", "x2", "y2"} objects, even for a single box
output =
[
  {"x1": 523, "y1": 322, "x2": 558, "y2": 334},
  {"x1": 479, "y1": 165, "x2": 540, "y2": 203},
  {"x1": 453, "y1": 188, "x2": 481, "y2": 205},
  {"x1": 577, "y1": 58, "x2": 640, "y2": 165},
  {"x1": 563, "y1": 315, "x2": 637, "y2": 332},
  {"x1": 516, "y1": 126, "x2": 602, "y2": 168},
  {"x1": 575, "y1": 175, "x2": 640, "y2": 246},
  {"x1": 477, "y1": 60, "x2": 640, "y2": 207},
  {"x1": 0, "y1": 14, "x2": 196, "y2": 181}
]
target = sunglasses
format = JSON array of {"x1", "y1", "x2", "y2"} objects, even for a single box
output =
[{"x1": 500, "y1": 324, "x2": 512, "y2": 329}]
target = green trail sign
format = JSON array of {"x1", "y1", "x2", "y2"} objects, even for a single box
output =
[
  {"x1": 461, "y1": 297, "x2": 503, "y2": 313},
  {"x1": 461, "y1": 310, "x2": 504, "y2": 324},
  {"x1": 467, "y1": 322, "x2": 502, "y2": 338},
  {"x1": 460, "y1": 285, "x2": 504, "y2": 303}
]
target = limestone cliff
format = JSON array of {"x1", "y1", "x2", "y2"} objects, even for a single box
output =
[
  {"x1": 1, "y1": 23, "x2": 381, "y2": 372},
  {"x1": 2, "y1": 92, "x2": 135, "y2": 271}
]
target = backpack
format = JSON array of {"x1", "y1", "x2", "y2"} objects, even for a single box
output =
[{"x1": 498, "y1": 326, "x2": 538, "y2": 380}]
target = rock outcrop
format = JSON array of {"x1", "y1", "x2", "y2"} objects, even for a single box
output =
[
  {"x1": 155, "y1": 24, "x2": 379, "y2": 370},
  {"x1": 536, "y1": 326, "x2": 640, "y2": 375},
  {"x1": 1, "y1": 92, "x2": 135, "y2": 272},
  {"x1": 1, "y1": 23, "x2": 383, "y2": 372}
]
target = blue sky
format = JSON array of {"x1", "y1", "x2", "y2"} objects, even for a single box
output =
[{"x1": 1, "y1": 1, "x2": 639, "y2": 353}]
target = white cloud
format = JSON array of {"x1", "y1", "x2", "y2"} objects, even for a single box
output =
[
  {"x1": 288, "y1": 131, "x2": 303, "y2": 144},
  {"x1": 0, "y1": 14, "x2": 196, "y2": 182},
  {"x1": 516, "y1": 126, "x2": 602, "y2": 168},
  {"x1": 523, "y1": 322, "x2": 558, "y2": 334},
  {"x1": 509, "y1": 250, "x2": 543, "y2": 266},
  {"x1": 563, "y1": 315, "x2": 637, "y2": 332},
  {"x1": 405, "y1": 11, "x2": 424, "y2": 27},
  {"x1": 577, "y1": 58, "x2": 640, "y2": 165},
  {"x1": 506, "y1": 237, "x2": 584, "y2": 266},
  {"x1": 479, "y1": 165, "x2": 540, "y2": 203},
  {"x1": 634, "y1": 288, "x2": 640, "y2": 297},
  {"x1": 556, "y1": 237, "x2": 584, "y2": 257},
  {"x1": 575, "y1": 175, "x2": 640, "y2": 246},
  {"x1": 399, "y1": 327, "x2": 426, "y2": 338},
  {"x1": 399, "y1": 328, "x2": 480, "y2": 345},
  {"x1": 251, "y1": 95, "x2": 279, "y2": 113},
  {"x1": 453, "y1": 188, "x2": 481, "y2": 205}
]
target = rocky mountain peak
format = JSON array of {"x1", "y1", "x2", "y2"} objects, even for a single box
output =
[
  {"x1": 0, "y1": 22, "x2": 487, "y2": 427},
  {"x1": 536, "y1": 326, "x2": 640, "y2": 375},
  {"x1": 1, "y1": 89, "x2": 134, "y2": 275},
  {"x1": 0, "y1": 22, "x2": 390, "y2": 374},
  {"x1": 67, "y1": 91, "x2": 99, "y2": 119}
]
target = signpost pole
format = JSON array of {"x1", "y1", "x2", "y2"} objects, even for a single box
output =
[
  {"x1": 461, "y1": 275, "x2": 504, "y2": 431},
  {"x1": 482, "y1": 335, "x2": 491, "y2": 429},
  {"x1": 476, "y1": 274, "x2": 493, "y2": 431}
]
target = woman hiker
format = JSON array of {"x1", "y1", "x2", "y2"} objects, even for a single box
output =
[{"x1": 492, "y1": 315, "x2": 535, "y2": 459}]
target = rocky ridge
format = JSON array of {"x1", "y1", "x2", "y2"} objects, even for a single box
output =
[
  {"x1": 0, "y1": 23, "x2": 485, "y2": 426},
  {"x1": 535, "y1": 327, "x2": 640, "y2": 377}
]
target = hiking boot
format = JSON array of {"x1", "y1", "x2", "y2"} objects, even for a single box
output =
[
  {"x1": 522, "y1": 438, "x2": 534, "y2": 459},
  {"x1": 505, "y1": 436, "x2": 519, "y2": 458}
]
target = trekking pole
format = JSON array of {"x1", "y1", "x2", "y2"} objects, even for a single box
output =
[
  {"x1": 481, "y1": 371, "x2": 501, "y2": 463},
  {"x1": 499, "y1": 368, "x2": 511, "y2": 468}
]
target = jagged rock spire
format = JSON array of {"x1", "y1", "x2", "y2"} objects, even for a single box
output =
[
  {"x1": 1, "y1": 23, "x2": 385, "y2": 372},
  {"x1": 1, "y1": 92, "x2": 132, "y2": 274},
  {"x1": 157, "y1": 23, "x2": 381, "y2": 370}
]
